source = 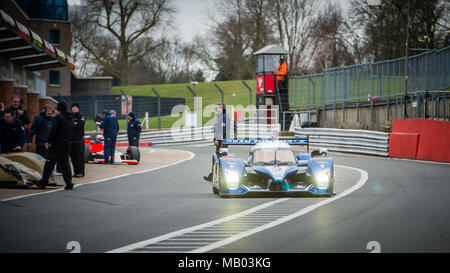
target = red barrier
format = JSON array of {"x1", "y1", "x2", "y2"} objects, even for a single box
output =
[
  {"x1": 389, "y1": 133, "x2": 419, "y2": 159},
  {"x1": 390, "y1": 119, "x2": 450, "y2": 162}
]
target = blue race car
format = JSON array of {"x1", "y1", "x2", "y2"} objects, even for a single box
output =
[{"x1": 211, "y1": 140, "x2": 334, "y2": 197}]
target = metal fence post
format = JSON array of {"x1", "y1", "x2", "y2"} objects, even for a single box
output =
[
  {"x1": 214, "y1": 83, "x2": 224, "y2": 104},
  {"x1": 242, "y1": 81, "x2": 253, "y2": 106},
  {"x1": 152, "y1": 88, "x2": 161, "y2": 129}
]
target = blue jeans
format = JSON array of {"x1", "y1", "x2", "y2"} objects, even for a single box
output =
[{"x1": 104, "y1": 137, "x2": 117, "y2": 164}]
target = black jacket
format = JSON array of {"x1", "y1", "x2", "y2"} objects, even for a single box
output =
[
  {"x1": 0, "y1": 117, "x2": 25, "y2": 153},
  {"x1": 127, "y1": 112, "x2": 141, "y2": 140},
  {"x1": 7, "y1": 106, "x2": 30, "y2": 126},
  {"x1": 71, "y1": 112, "x2": 85, "y2": 141},
  {"x1": 28, "y1": 113, "x2": 53, "y2": 146},
  {"x1": 47, "y1": 112, "x2": 72, "y2": 146}
]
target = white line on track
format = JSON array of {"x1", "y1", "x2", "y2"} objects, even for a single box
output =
[
  {"x1": 1, "y1": 150, "x2": 196, "y2": 202},
  {"x1": 108, "y1": 164, "x2": 368, "y2": 253}
]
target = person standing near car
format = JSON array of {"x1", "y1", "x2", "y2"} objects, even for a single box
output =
[
  {"x1": 127, "y1": 112, "x2": 141, "y2": 147},
  {"x1": 203, "y1": 102, "x2": 231, "y2": 181},
  {"x1": 0, "y1": 109, "x2": 25, "y2": 153},
  {"x1": 28, "y1": 104, "x2": 54, "y2": 158},
  {"x1": 70, "y1": 103, "x2": 85, "y2": 178},
  {"x1": 35, "y1": 102, "x2": 73, "y2": 190},
  {"x1": 100, "y1": 110, "x2": 118, "y2": 164}
]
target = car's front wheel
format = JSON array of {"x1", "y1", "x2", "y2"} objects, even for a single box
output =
[{"x1": 212, "y1": 163, "x2": 219, "y2": 194}]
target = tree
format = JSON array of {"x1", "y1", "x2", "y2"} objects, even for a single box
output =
[
  {"x1": 196, "y1": 0, "x2": 274, "y2": 81},
  {"x1": 71, "y1": 0, "x2": 174, "y2": 85},
  {"x1": 310, "y1": 1, "x2": 357, "y2": 72},
  {"x1": 271, "y1": 0, "x2": 318, "y2": 74},
  {"x1": 350, "y1": 0, "x2": 449, "y2": 61}
]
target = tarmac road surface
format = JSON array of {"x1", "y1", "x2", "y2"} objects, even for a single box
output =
[{"x1": 0, "y1": 145, "x2": 449, "y2": 253}]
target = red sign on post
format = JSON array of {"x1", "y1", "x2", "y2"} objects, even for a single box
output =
[
  {"x1": 256, "y1": 75, "x2": 275, "y2": 94},
  {"x1": 121, "y1": 95, "x2": 132, "y2": 115}
]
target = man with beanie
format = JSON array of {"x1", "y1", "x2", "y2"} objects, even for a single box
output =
[
  {"x1": 127, "y1": 112, "x2": 141, "y2": 147},
  {"x1": 70, "y1": 103, "x2": 85, "y2": 178},
  {"x1": 35, "y1": 102, "x2": 73, "y2": 190},
  {"x1": 28, "y1": 104, "x2": 54, "y2": 158},
  {"x1": 100, "y1": 109, "x2": 118, "y2": 164}
]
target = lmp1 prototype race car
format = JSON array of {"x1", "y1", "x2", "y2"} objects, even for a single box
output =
[
  {"x1": 84, "y1": 134, "x2": 140, "y2": 165},
  {"x1": 0, "y1": 152, "x2": 55, "y2": 187},
  {"x1": 211, "y1": 140, "x2": 334, "y2": 197}
]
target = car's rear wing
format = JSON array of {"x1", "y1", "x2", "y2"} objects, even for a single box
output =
[{"x1": 223, "y1": 138, "x2": 309, "y2": 152}]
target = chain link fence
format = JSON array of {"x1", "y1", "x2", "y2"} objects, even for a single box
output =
[
  {"x1": 53, "y1": 95, "x2": 185, "y2": 120},
  {"x1": 290, "y1": 46, "x2": 449, "y2": 110}
]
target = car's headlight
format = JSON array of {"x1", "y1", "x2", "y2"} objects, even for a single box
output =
[
  {"x1": 315, "y1": 170, "x2": 330, "y2": 189},
  {"x1": 225, "y1": 170, "x2": 240, "y2": 190}
]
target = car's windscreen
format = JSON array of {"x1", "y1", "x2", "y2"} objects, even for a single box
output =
[{"x1": 252, "y1": 149, "x2": 296, "y2": 166}]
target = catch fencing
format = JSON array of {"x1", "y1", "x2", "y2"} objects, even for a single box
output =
[
  {"x1": 53, "y1": 95, "x2": 185, "y2": 120},
  {"x1": 289, "y1": 46, "x2": 450, "y2": 110},
  {"x1": 288, "y1": 46, "x2": 450, "y2": 126}
]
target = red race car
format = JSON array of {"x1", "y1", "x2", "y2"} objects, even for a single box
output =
[{"x1": 84, "y1": 134, "x2": 140, "y2": 165}]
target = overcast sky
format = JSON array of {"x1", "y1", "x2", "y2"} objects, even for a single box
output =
[{"x1": 68, "y1": 0, "x2": 351, "y2": 43}]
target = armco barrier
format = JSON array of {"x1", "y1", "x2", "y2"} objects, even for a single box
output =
[
  {"x1": 389, "y1": 119, "x2": 450, "y2": 162},
  {"x1": 294, "y1": 127, "x2": 390, "y2": 156},
  {"x1": 116, "y1": 126, "x2": 214, "y2": 146}
]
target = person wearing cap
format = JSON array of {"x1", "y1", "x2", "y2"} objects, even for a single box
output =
[
  {"x1": 28, "y1": 104, "x2": 54, "y2": 158},
  {"x1": 127, "y1": 112, "x2": 141, "y2": 147},
  {"x1": 35, "y1": 102, "x2": 74, "y2": 190},
  {"x1": 70, "y1": 103, "x2": 86, "y2": 177},
  {"x1": 99, "y1": 109, "x2": 118, "y2": 164}
]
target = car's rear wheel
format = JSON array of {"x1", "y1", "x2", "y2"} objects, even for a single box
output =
[
  {"x1": 84, "y1": 145, "x2": 91, "y2": 163},
  {"x1": 128, "y1": 146, "x2": 140, "y2": 163}
]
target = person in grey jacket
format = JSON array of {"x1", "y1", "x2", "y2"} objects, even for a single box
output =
[{"x1": 204, "y1": 102, "x2": 231, "y2": 181}]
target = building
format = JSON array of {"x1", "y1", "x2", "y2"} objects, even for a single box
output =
[
  {"x1": 1, "y1": 1, "x2": 113, "y2": 120},
  {"x1": 1, "y1": 0, "x2": 73, "y2": 97}
]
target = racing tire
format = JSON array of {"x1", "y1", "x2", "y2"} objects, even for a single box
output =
[
  {"x1": 128, "y1": 146, "x2": 140, "y2": 163},
  {"x1": 212, "y1": 163, "x2": 219, "y2": 194},
  {"x1": 84, "y1": 145, "x2": 91, "y2": 163}
]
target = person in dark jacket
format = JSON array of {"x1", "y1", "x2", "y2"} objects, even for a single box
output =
[
  {"x1": 70, "y1": 103, "x2": 86, "y2": 177},
  {"x1": 127, "y1": 112, "x2": 141, "y2": 147},
  {"x1": 0, "y1": 109, "x2": 25, "y2": 153},
  {"x1": 110, "y1": 110, "x2": 120, "y2": 134},
  {"x1": 28, "y1": 105, "x2": 54, "y2": 158},
  {"x1": 7, "y1": 95, "x2": 30, "y2": 127},
  {"x1": 35, "y1": 102, "x2": 73, "y2": 190},
  {"x1": 100, "y1": 110, "x2": 118, "y2": 164},
  {"x1": 0, "y1": 101, "x2": 5, "y2": 118}
]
